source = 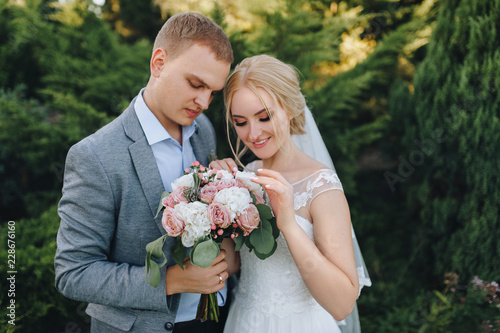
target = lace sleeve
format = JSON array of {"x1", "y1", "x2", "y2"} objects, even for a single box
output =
[{"x1": 293, "y1": 169, "x2": 343, "y2": 212}]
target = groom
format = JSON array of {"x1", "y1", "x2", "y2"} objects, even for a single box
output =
[{"x1": 54, "y1": 12, "x2": 235, "y2": 333}]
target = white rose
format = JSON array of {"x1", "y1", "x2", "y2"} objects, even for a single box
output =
[
  {"x1": 175, "y1": 202, "x2": 211, "y2": 247},
  {"x1": 217, "y1": 169, "x2": 234, "y2": 180},
  {"x1": 182, "y1": 222, "x2": 210, "y2": 247},
  {"x1": 172, "y1": 174, "x2": 195, "y2": 191},
  {"x1": 213, "y1": 187, "x2": 252, "y2": 220},
  {"x1": 181, "y1": 227, "x2": 198, "y2": 247},
  {"x1": 235, "y1": 171, "x2": 265, "y2": 198}
]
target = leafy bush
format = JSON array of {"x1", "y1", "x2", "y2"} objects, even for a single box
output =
[
  {"x1": 0, "y1": 205, "x2": 90, "y2": 332},
  {"x1": 412, "y1": 273, "x2": 499, "y2": 332}
]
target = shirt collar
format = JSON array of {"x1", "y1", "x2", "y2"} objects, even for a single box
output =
[{"x1": 134, "y1": 88, "x2": 197, "y2": 146}]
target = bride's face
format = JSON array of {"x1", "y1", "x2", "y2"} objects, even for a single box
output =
[{"x1": 230, "y1": 86, "x2": 291, "y2": 160}]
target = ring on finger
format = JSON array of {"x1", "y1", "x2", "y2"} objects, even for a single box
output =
[{"x1": 218, "y1": 274, "x2": 223, "y2": 284}]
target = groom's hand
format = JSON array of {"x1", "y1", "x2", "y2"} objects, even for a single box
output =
[{"x1": 165, "y1": 249, "x2": 229, "y2": 295}]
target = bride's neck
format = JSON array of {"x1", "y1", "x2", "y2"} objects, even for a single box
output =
[{"x1": 261, "y1": 142, "x2": 302, "y2": 173}]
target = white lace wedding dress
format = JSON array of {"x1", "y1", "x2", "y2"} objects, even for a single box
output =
[{"x1": 223, "y1": 168, "x2": 343, "y2": 333}]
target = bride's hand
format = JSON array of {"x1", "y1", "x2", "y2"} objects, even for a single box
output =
[
  {"x1": 209, "y1": 158, "x2": 239, "y2": 173},
  {"x1": 251, "y1": 169, "x2": 296, "y2": 232}
]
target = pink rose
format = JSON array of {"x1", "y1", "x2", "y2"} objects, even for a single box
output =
[
  {"x1": 161, "y1": 207, "x2": 185, "y2": 237},
  {"x1": 198, "y1": 184, "x2": 218, "y2": 204},
  {"x1": 236, "y1": 204, "x2": 260, "y2": 236},
  {"x1": 207, "y1": 202, "x2": 231, "y2": 228},
  {"x1": 236, "y1": 179, "x2": 265, "y2": 205},
  {"x1": 214, "y1": 178, "x2": 237, "y2": 191},
  {"x1": 162, "y1": 187, "x2": 189, "y2": 208},
  {"x1": 253, "y1": 193, "x2": 266, "y2": 205}
]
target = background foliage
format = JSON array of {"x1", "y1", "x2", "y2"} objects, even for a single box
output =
[{"x1": 0, "y1": 0, "x2": 498, "y2": 332}]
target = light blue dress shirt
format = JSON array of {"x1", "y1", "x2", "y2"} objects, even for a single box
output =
[{"x1": 134, "y1": 89, "x2": 226, "y2": 323}]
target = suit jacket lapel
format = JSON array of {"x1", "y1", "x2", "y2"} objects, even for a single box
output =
[{"x1": 122, "y1": 101, "x2": 165, "y2": 234}]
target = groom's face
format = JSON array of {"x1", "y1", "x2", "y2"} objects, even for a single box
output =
[{"x1": 153, "y1": 43, "x2": 230, "y2": 131}]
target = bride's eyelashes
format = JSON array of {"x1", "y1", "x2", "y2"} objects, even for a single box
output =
[
  {"x1": 234, "y1": 120, "x2": 247, "y2": 127},
  {"x1": 233, "y1": 116, "x2": 271, "y2": 127}
]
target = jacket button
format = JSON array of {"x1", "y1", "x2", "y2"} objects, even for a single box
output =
[{"x1": 164, "y1": 322, "x2": 174, "y2": 331}]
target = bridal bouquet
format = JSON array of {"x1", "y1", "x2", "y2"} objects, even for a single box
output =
[{"x1": 145, "y1": 161, "x2": 278, "y2": 322}]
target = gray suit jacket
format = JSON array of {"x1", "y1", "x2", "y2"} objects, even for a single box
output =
[{"x1": 54, "y1": 99, "x2": 217, "y2": 332}]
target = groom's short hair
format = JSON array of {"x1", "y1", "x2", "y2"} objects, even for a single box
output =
[{"x1": 153, "y1": 12, "x2": 233, "y2": 63}]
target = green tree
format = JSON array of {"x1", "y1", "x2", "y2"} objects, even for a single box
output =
[
  {"x1": 0, "y1": 0, "x2": 151, "y2": 220},
  {"x1": 390, "y1": 0, "x2": 500, "y2": 283},
  {"x1": 101, "y1": 0, "x2": 164, "y2": 42}
]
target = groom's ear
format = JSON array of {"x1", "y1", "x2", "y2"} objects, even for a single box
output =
[{"x1": 150, "y1": 48, "x2": 167, "y2": 77}]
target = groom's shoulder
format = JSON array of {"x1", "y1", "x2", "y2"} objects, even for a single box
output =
[
  {"x1": 70, "y1": 106, "x2": 135, "y2": 156},
  {"x1": 80, "y1": 115, "x2": 126, "y2": 147}
]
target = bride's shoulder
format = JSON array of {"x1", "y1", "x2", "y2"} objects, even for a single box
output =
[{"x1": 289, "y1": 159, "x2": 334, "y2": 184}]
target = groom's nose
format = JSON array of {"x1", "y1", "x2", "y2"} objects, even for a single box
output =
[{"x1": 194, "y1": 91, "x2": 212, "y2": 110}]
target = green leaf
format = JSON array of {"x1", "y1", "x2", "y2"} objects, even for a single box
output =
[
  {"x1": 261, "y1": 219, "x2": 273, "y2": 232},
  {"x1": 254, "y1": 240, "x2": 278, "y2": 260},
  {"x1": 171, "y1": 238, "x2": 187, "y2": 269},
  {"x1": 155, "y1": 191, "x2": 171, "y2": 218},
  {"x1": 268, "y1": 216, "x2": 280, "y2": 239},
  {"x1": 145, "y1": 235, "x2": 168, "y2": 287},
  {"x1": 256, "y1": 203, "x2": 274, "y2": 220},
  {"x1": 244, "y1": 235, "x2": 253, "y2": 251},
  {"x1": 145, "y1": 252, "x2": 151, "y2": 281},
  {"x1": 148, "y1": 260, "x2": 161, "y2": 288},
  {"x1": 192, "y1": 171, "x2": 202, "y2": 193},
  {"x1": 146, "y1": 235, "x2": 168, "y2": 259},
  {"x1": 433, "y1": 290, "x2": 451, "y2": 305},
  {"x1": 190, "y1": 239, "x2": 220, "y2": 268},
  {"x1": 234, "y1": 233, "x2": 245, "y2": 252},
  {"x1": 249, "y1": 222, "x2": 275, "y2": 254}
]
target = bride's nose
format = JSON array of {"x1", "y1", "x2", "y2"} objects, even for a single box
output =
[{"x1": 248, "y1": 122, "x2": 262, "y2": 141}]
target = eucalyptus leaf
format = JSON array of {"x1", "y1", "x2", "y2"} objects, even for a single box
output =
[
  {"x1": 145, "y1": 235, "x2": 168, "y2": 287},
  {"x1": 171, "y1": 239, "x2": 187, "y2": 270},
  {"x1": 148, "y1": 260, "x2": 161, "y2": 288},
  {"x1": 269, "y1": 216, "x2": 280, "y2": 239},
  {"x1": 261, "y1": 219, "x2": 273, "y2": 232},
  {"x1": 249, "y1": 225, "x2": 275, "y2": 254},
  {"x1": 256, "y1": 203, "x2": 274, "y2": 220},
  {"x1": 254, "y1": 240, "x2": 278, "y2": 260},
  {"x1": 234, "y1": 233, "x2": 244, "y2": 252},
  {"x1": 145, "y1": 252, "x2": 151, "y2": 281},
  {"x1": 146, "y1": 235, "x2": 168, "y2": 259},
  {"x1": 244, "y1": 233, "x2": 253, "y2": 249},
  {"x1": 155, "y1": 191, "x2": 170, "y2": 218},
  {"x1": 191, "y1": 239, "x2": 220, "y2": 268}
]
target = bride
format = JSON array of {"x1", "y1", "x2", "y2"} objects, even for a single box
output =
[{"x1": 210, "y1": 55, "x2": 371, "y2": 333}]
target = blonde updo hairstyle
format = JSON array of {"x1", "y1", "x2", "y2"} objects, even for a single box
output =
[{"x1": 224, "y1": 55, "x2": 306, "y2": 164}]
